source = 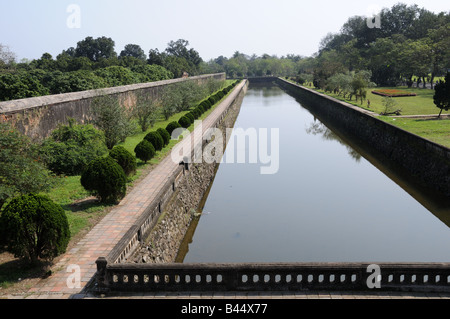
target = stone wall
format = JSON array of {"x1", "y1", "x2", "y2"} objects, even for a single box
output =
[
  {"x1": 129, "y1": 82, "x2": 247, "y2": 264},
  {"x1": 276, "y1": 78, "x2": 450, "y2": 200},
  {"x1": 0, "y1": 73, "x2": 226, "y2": 140}
]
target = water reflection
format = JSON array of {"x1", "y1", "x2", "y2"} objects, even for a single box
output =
[{"x1": 306, "y1": 119, "x2": 362, "y2": 163}]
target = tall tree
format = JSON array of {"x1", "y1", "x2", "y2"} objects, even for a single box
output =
[
  {"x1": 434, "y1": 73, "x2": 450, "y2": 118},
  {"x1": 120, "y1": 44, "x2": 146, "y2": 61},
  {"x1": 74, "y1": 36, "x2": 117, "y2": 62}
]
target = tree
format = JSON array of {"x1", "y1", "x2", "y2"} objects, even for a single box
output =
[
  {"x1": 134, "y1": 140, "x2": 155, "y2": 163},
  {"x1": 0, "y1": 123, "x2": 56, "y2": 210},
  {"x1": 0, "y1": 193, "x2": 70, "y2": 263},
  {"x1": 80, "y1": 156, "x2": 127, "y2": 203},
  {"x1": 109, "y1": 146, "x2": 137, "y2": 177},
  {"x1": 161, "y1": 85, "x2": 182, "y2": 120},
  {"x1": 74, "y1": 36, "x2": 117, "y2": 62},
  {"x1": 434, "y1": 73, "x2": 450, "y2": 118},
  {"x1": 40, "y1": 119, "x2": 108, "y2": 176},
  {"x1": 0, "y1": 43, "x2": 17, "y2": 70},
  {"x1": 131, "y1": 90, "x2": 160, "y2": 132},
  {"x1": 144, "y1": 131, "x2": 164, "y2": 151},
  {"x1": 119, "y1": 44, "x2": 146, "y2": 61},
  {"x1": 175, "y1": 80, "x2": 207, "y2": 111},
  {"x1": 94, "y1": 66, "x2": 138, "y2": 87},
  {"x1": 90, "y1": 93, "x2": 134, "y2": 149},
  {"x1": 130, "y1": 64, "x2": 173, "y2": 82}
]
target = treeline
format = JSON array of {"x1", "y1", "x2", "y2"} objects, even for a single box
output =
[
  {"x1": 310, "y1": 3, "x2": 449, "y2": 88},
  {"x1": 202, "y1": 3, "x2": 449, "y2": 89},
  {"x1": 201, "y1": 52, "x2": 304, "y2": 78},
  {"x1": 0, "y1": 37, "x2": 203, "y2": 101}
]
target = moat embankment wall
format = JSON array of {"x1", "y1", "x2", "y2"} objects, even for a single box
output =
[
  {"x1": 0, "y1": 73, "x2": 226, "y2": 140},
  {"x1": 275, "y1": 77, "x2": 450, "y2": 201}
]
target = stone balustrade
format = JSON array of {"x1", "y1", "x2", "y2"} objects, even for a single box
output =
[{"x1": 95, "y1": 261, "x2": 450, "y2": 293}]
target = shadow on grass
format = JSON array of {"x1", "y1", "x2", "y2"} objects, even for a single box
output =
[
  {"x1": 0, "y1": 248, "x2": 52, "y2": 289},
  {"x1": 62, "y1": 196, "x2": 116, "y2": 214}
]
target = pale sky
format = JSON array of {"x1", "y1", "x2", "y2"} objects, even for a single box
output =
[{"x1": 1, "y1": 0, "x2": 448, "y2": 62}]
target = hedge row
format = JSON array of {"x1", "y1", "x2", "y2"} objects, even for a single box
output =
[
  {"x1": 176, "y1": 80, "x2": 240, "y2": 129},
  {"x1": 134, "y1": 127, "x2": 171, "y2": 165}
]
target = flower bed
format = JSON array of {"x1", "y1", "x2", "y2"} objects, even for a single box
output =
[{"x1": 372, "y1": 89, "x2": 417, "y2": 97}]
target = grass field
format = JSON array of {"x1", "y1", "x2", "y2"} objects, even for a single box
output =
[
  {"x1": 310, "y1": 85, "x2": 441, "y2": 116},
  {"x1": 380, "y1": 116, "x2": 450, "y2": 148}
]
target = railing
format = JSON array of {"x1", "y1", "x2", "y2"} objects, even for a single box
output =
[{"x1": 95, "y1": 261, "x2": 450, "y2": 293}]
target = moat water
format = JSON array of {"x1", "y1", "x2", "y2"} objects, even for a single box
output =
[{"x1": 177, "y1": 83, "x2": 450, "y2": 263}]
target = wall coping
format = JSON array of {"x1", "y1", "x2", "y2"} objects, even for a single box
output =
[{"x1": 0, "y1": 73, "x2": 226, "y2": 114}]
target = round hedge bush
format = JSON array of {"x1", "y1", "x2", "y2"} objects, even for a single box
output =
[
  {"x1": 134, "y1": 139, "x2": 156, "y2": 163},
  {"x1": 157, "y1": 128, "x2": 171, "y2": 146},
  {"x1": 166, "y1": 121, "x2": 182, "y2": 136},
  {"x1": 144, "y1": 131, "x2": 164, "y2": 151},
  {"x1": 185, "y1": 112, "x2": 195, "y2": 123},
  {"x1": 109, "y1": 145, "x2": 137, "y2": 177},
  {"x1": 81, "y1": 156, "x2": 127, "y2": 204},
  {"x1": 191, "y1": 109, "x2": 201, "y2": 119},
  {"x1": 178, "y1": 116, "x2": 192, "y2": 129},
  {"x1": 0, "y1": 193, "x2": 70, "y2": 262}
]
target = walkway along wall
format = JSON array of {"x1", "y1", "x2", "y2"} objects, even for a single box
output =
[
  {"x1": 275, "y1": 78, "x2": 450, "y2": 202},
  {"x1": 0, "y1": 73, "x2": 226, "y2": 140}
]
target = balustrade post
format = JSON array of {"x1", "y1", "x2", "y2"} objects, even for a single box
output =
[{"x1": 95, "y1": 257, "x2": 109, "y2": 290}]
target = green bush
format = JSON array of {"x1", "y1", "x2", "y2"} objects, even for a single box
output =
[
  {"x1": 166, "y1": 121, "x2": 182, "y2": 135},
  {"x1": 208, "y1": 96, "x2": 216, "y2": 105},
  {"x1": 109, "y1": 145, "x2": 137, "y2": 177},
  {"x1": 200, "y1": 100, "x2": 211, "y2": 110},
  {"x1": 195, "y1": 106, "x2": 204, "y2": 116},
  {"x1": 40, "y1": 120, "x2": 107, "y2": 176},
  {"x1": 185, "y1": 112, "x2": 195, "y2": 123},
  {"x1": 191, "y1": 109, "x2": 201, "y2": 119},
  {"x1": 144, "y1": 131, "x2": 164, "y2": 151},
  {"x1": 134, "y1": 140, "x2": 156, "y2": 163},
  {"x1": 157, "y1": 128, "x2": 171, "y2": 146},
  {"x1": 80, "y1": 156, "x2": 127, "y2": 203},
  {"x1": 178, "y1": 116, "x2": 192, "y2": 128},
  {"x1": 0, "y1": 193, "x2": 70, "y2": 263}
]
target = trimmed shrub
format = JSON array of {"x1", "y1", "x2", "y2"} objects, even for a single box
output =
[
  {"x1": 200, "y1": 100, "x2": 211, "y2": 110},
  {"x1": 81, "y1": 156, "x2": 127, "y2": 204},
  {"x1": 157, "y1": 128, "x2": 171, "y2": 146},
  {"x1": 185, "y1": 112, "x2": 195, "y2": 123},
  {"x1": 178, "y1": 116, "x2": 192, "y2": 128},
  {"x1": 0, "y1": 193, "x2": 70, "y2": 263},
  {"x1": 208, "y1": 96, "x2": 216, "y2": 105},
  {"x1": 191, "y1": 109, "x2": 201, "y2": 119},
  {"x1": 166, "y1": 121, "x2": 182, "y2": 135},
  {"x1": 144, "y1": 131, "x2": 164, "y2": 151},
  {"x1": 134, "y1": 139, "x2": 156, "y2": 163},
  {"x1": 197, "y1": 105, "x2": 205, "y2": 114},
  {"x1": 109, "y1": 145, "x2": 137, "y2": 177}
]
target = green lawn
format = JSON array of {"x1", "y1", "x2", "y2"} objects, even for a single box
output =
[
  {"x1": 380, "y1": 116, "x2": 450, "y2": 148},
  {"x1": 311, "y1": 85, "x2": 442, "y2": 116}
]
